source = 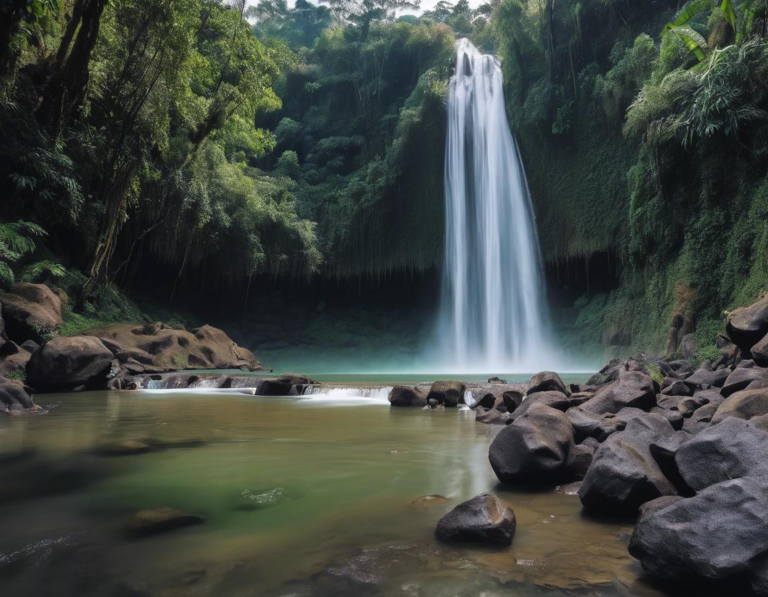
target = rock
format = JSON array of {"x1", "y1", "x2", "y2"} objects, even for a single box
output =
[
  {"x1": 753, "y1": 333, "x2": 768, "y2": 367},
  {"x1": 409, "y1": 494, "x2": 449, "y2": 509},
  {"x1": 682, "y1": 403, "x2": 719, "y2": 434},
  {"x1": 427, "y1": 381, "x2": 465, "y2": 407},
  {"x1": 435, "y1": 493, "x2": 516, "y2": 545},
  {"x1": 578, "y1": 414, "x2": 686, "y2": 513},
  {"x1": 721, "y1": 367, "x2": 768, "y2": 397},
  {"x1": 565, "y1": 439, "x2": 598, "y2": 480},
  {"x1": 256, "y1": 374, "x2": 314, "y2": 396},
  {"x1": 580, "y1": 370, "x2": 656, "y2": 415},
  {"x1": 389, "y1": 386, "x2": 428, "y2": 407},
  {"x1": 675, "y1": 417, "x2": 768, "y2": 491},
  {"x1": 81, "y1": 323, "x2": 265, "y2": 373},
  {"x1": 752, "y1": 557, "x2": 768, "y2": 596},
  {"x1": 660, "y1": 380, "x2": 691, "y2": 397},
  {"x1": 0, "y1": 283, "x2": 63, "y2": 343},
  {"x1": 511, "y1": 390, "x2": 577, "y2": 420},
  {"x1": 95, "y1": 440, "x2": 152, "y2": 456},
  {"x1": 0, "y1": 340, "x2": 31, "y2": 376},
  {"x1": 19, "y1": 339, "x2": 40, "y2": 353},
  {"x1": 127, "y1": 507, "x2": 204, "y2": 537},
  {"x1": 475, "y1": 406, "x2": 511, "y2": 425},
  {"x1": 565, "y1": 407, "x2": 626, "y2": 442},
  {"x1": 683, "y1": 367, "x2": 730, "y2": 391},
  {"x1": 629, "y1": 477, "x2": 768, "y2": 582},
  {"x1": 711, "y1": 387, "x2": 768, "y2": 425},
  {"x1": 679, "y1": 333, "x2": 696, "y2": 360},
  {"x1": 234, "y1": 487, "x2": 298, "y2": 511},
  {"x1": 726, "y1": 294, "x2": 768, "y2": 352},
  {"x1": 26, "y1": 336, "x2": 115, "y2": 391},
  {"x1": 586, "y1": 358, "x2": 624, "y2": 386},
  {"x1": 0, "y1": 376, "x2": 40, "y2": 414},
  {"x1": 489, "y1": 403, "x2": 574, "y2": 484},
  {"x1": 502, "y1": 389, "x2": 524, "y2": 412},
  {"x1": 527, "y1": 371, "x2": 569, "y2": 396},
  {"x1": 487, "y1": 376, "x2": 507, "y2": 384},
  {"x1": 650, "y1": 406, "x2": 684, "y2": 430}
]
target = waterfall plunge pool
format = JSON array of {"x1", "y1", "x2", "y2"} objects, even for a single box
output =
[{"x1": 0, "y1": 389, "x2": 676, "y2": 597}]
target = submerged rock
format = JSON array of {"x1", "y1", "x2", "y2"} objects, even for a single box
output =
[
  {"x1": 127, "y1": 507, "x2": 204, "y2": 537},
  {"x1": 409, "y1": 495, "x2": 449, "y2": 509},
  {"x1": 0, "y1": 376, "x2": 41, "y2": 414},
  {"x1": 234, "y1": 487, "x2": 298, "y2": 511},
  {"x1": 435, "y1": 493, "x2": 515, "y2": 545}
]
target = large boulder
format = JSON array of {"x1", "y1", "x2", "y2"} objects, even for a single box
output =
[
  {"x1": 0, "y1": 283, "x2": 63, "y2": 343},
  {"x1": 629, "y1": 477, "x2": 768, "y2": 582},
  {"x1": 720, "y1": 367, "x2": 768, "y2": 397},
  {"x1": 0, "y1": 340, "x2": 31, "y2": 377},
  {"x1": 388, "y1": 386, "x2": 428, "y2": 407},
  {"x1": 711, "y1": 387, "x2": 768, "y2": 425},
  {"x1": 726, "y1": 295, "x2": 768, "y2": 352},
  {"x1": 527, "y1": 371, "x2": 568, "y2": 396},
  {"x1": 682, "y1": 366, "x2": 730, "y2": 391},
  {"x1": 753, "y1": 333, "x2": 768, "y2": 367},
  {"x1": 426, "y1": 381, "x2": 466, "y2": 407},
  {"x1": 565, "y1": 407, "x2": 626, "y2": 442},
  {"x1": 255, "y1": 374, "x2": 314, "y2": 396},
  {"x1": 675, "y1": 417, "x2": 768, "y2": 491},
  {"x1": 81, "y1": 322, "x2": 265, "y2": 373},
  {"x1": 435, "y1": 493, "x2": 516, "y2": 545},
  {"x1": 578, "y1": 414, "x2": 686, "y2": 513},
  {"x1": 579, "y1": 370, "x2": 656, "y2": 415},
  {"x1": 26, "y1": 336, "x2": 116, "y2": 391},
  {"x1": 511, "y1": 390, "x2": 582, "y2": 420},
  {"x1": 0, "y1": 376, "x2": 40, "y2": 414},
  {"x1": 489, "y1": 403, "x2": 574, "y2": 484}
]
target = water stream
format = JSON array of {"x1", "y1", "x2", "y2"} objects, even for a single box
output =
[{"x1": 435, "y1": 39, "x2": 553, "y2": 373}]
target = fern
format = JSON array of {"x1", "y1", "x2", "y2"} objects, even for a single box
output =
[{"x1": 20, "y1": 260, "x2": 67, "y2": 283}]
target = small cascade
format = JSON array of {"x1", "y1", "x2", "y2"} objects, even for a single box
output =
[{"x1": 301, "y1": 386, "x2": 393, "y2": 403}]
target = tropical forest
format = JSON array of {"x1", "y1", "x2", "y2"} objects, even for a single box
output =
[{"x1": 1, "y1": 0, "x2": 768, "y2": 595}]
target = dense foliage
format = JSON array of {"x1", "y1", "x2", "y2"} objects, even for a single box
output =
[{"x1": 493, "y1": 0, "x2": 768, "y2": 357}]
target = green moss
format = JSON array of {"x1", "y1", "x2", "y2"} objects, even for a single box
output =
[{"x1": 6, "y1": 368, "x2": 26, "y2": 382}]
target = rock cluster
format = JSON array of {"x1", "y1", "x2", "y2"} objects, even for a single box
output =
[{"x1": 0, "y1": 283, "x2": 269, "y2": 402}]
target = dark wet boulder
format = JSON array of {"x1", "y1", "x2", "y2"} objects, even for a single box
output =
[
  {"x1": 586, "y1": 358, "x2": 624, "y2": 386},
  {"x1": 726, "y1": 295, "x2": 768, "y2": 352},
  {"x1": 660, "y1": 380, "x2": 691, "y2": 397},
  {"x1": 435, "y1": 493, "x2": 516, "y2": 545},
  {"x1": 0, "y1": 283, "x2": 64, "y2": 343},
  {"x1": 753, "y1": 333, "x2": 768, "y2": 367},
  {"x1": 527, "y1": 371, "x2": 568, "y2": 396},
  {"x1": 26, "y1": 336, "x2": 116, "y2": 391},
  {"x1": 389, "y1": 386, "x2": 428, "y2": 407},
  {"x1": 487, "y1": 376, "x2": 507, "y2": 384},
  {"x1": 683, "y1": 367, "x2": 730, "y2": 391},
  {"x1": 475, "y1": 406, "x2": 511, "y2": 425},
  {"x1": 566, "y1": 438, "x2": 598, "y2": 480},
  {"x1": 752, "y1": 557, "x2": 768, "y2": 596},
  {"x1": 580, "y1": 370, "x2": 656, "y2": 415},
  {"x1": 511, "y1": 390, "x2": 581, "y2": 420},
  {"x1": 427, "y1": 381, "x2": 465, "y2": 407},
  {"x1": 578, "y1": 414, "x2": 686, "y2": 513},
  {"x1": 502, "y1": 389, "x2": 524, "y2": 412},
  {"x1": 721, "y1": 367, "x2": 768, "y2": 397},
  {"x1": 675, "y1": 418, "x2": 768, "y2": 491},
  {"x1": 629, "y1": 477, "x2": 768, "y2": 582},
  {"x1": 127, "y1": 507, "x2": 204, "y2": 537},
  {"x1": 565, "y1": 408, "x2": 626, "y2": 442},
  {"x1": 489, "y1": 403, "x2": 574, "y2": 484},
  {"x1": 0, "y1": 376, "x2": 41, "y2": 414},
  {"x1": 711, "y1": 387, "x2": 768, "y2": 425},
  {"x1": 257, "y1": 374, "x2": 314, "y2": 396}
]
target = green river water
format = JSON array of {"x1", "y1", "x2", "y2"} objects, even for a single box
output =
[{"x1": 0, "y1": 383, "x2": 677, "y2": 597}]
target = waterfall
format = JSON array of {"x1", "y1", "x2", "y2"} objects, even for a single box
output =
[{"x1": 434, "y1": 39, "x2": 553, "y2": 373}]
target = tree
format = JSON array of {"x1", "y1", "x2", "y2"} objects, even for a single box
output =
[{"x1": 320, "y1": 0, "x2": 421, "y2": 40}]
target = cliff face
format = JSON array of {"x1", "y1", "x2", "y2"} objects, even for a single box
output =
[{"x1": 493, "y1": 0, "x2": 768, "y2": 359}]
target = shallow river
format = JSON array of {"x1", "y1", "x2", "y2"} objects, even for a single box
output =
[{"x1": 0, "y1": 386, "x2": 678, "y2": 597}]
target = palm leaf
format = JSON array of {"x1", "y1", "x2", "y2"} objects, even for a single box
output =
[
  {"x1": 670, "y1": 26, "x2": 709, "y2": 61},
  {"x1": 721, "y1": 0, "x2": 738, "y2": 29},
  {"x1": 665, "y1": 0, "x2": 713, "y2": 31}
]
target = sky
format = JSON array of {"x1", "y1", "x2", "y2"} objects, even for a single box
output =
[{"x1": 246, "y1": 0, "x2": 486, "y2": 17}]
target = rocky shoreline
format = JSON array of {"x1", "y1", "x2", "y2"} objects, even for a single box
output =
[
  {"x1": 4, "y1": 282, "x2": 768, "y2": 594},
  {"x1": 388, "y1": 293, "x2": 768, "y2": 595}
]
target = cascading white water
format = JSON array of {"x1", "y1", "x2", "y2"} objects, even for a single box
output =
[{"x1": 435, "y1": 39, "x2": 553, "y2": 373}]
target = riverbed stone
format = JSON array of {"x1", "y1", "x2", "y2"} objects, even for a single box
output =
[
  {"x1": 0, "y1": 376, "x2": 40, "y2": 414},
  {"x1": 127, "y1": 507, "x2": 204, "y2": 537},
  {"x1": 489, "y1": 403, "x2": 574, "y2": 484},
  {"x1": 565, "y1": 408, "x2": 625, "y2": 442},
  {"x1": 683, "y1": 366, "x2": 730, "y2": 391},
  {"x1": 578, "y1": 414, "x2": 685, "y2": 513},
  {"x1": 675, "y1": 417, "x2": 768, "y2": 491},
  {"x1": 389, "y1": 386, "x2": 428, "y2": 407},
  {"x1": 427, "y1": 381, "x2": 465, "y2": 407},
  {"x1": 726, "y1": 294, "x2": 768, "y2": 352},
  {"x1": 26, "y1": 335, "x2": 115, "y2": 391},
  {"x1": 721, "y1": 367, "x2": 768, "y2": 397},
  {"x1": 435, "y1": 493, "x2": 516, "y2": 545},
  {"x1": 580, "y1": 370, "x2": 656, "y2": 415},
  {"x1": 711, "y1": 387, "x2": 768, "y2": 424},
  {"x1": 629, "y1": 477, "x2": 768, "y2": 582},
  {"x1": 527, "y1": 371, "x2": 568, "y2": 396},
  {"x1": 565, "y1": 439, "x2": 598, "y2": 480},
  {"x1": 0, "y1": 283, "x2": 63, "y2": 343},
  {"x1": 511, "y1": 390, "x2": 574, "y2": 420}
]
